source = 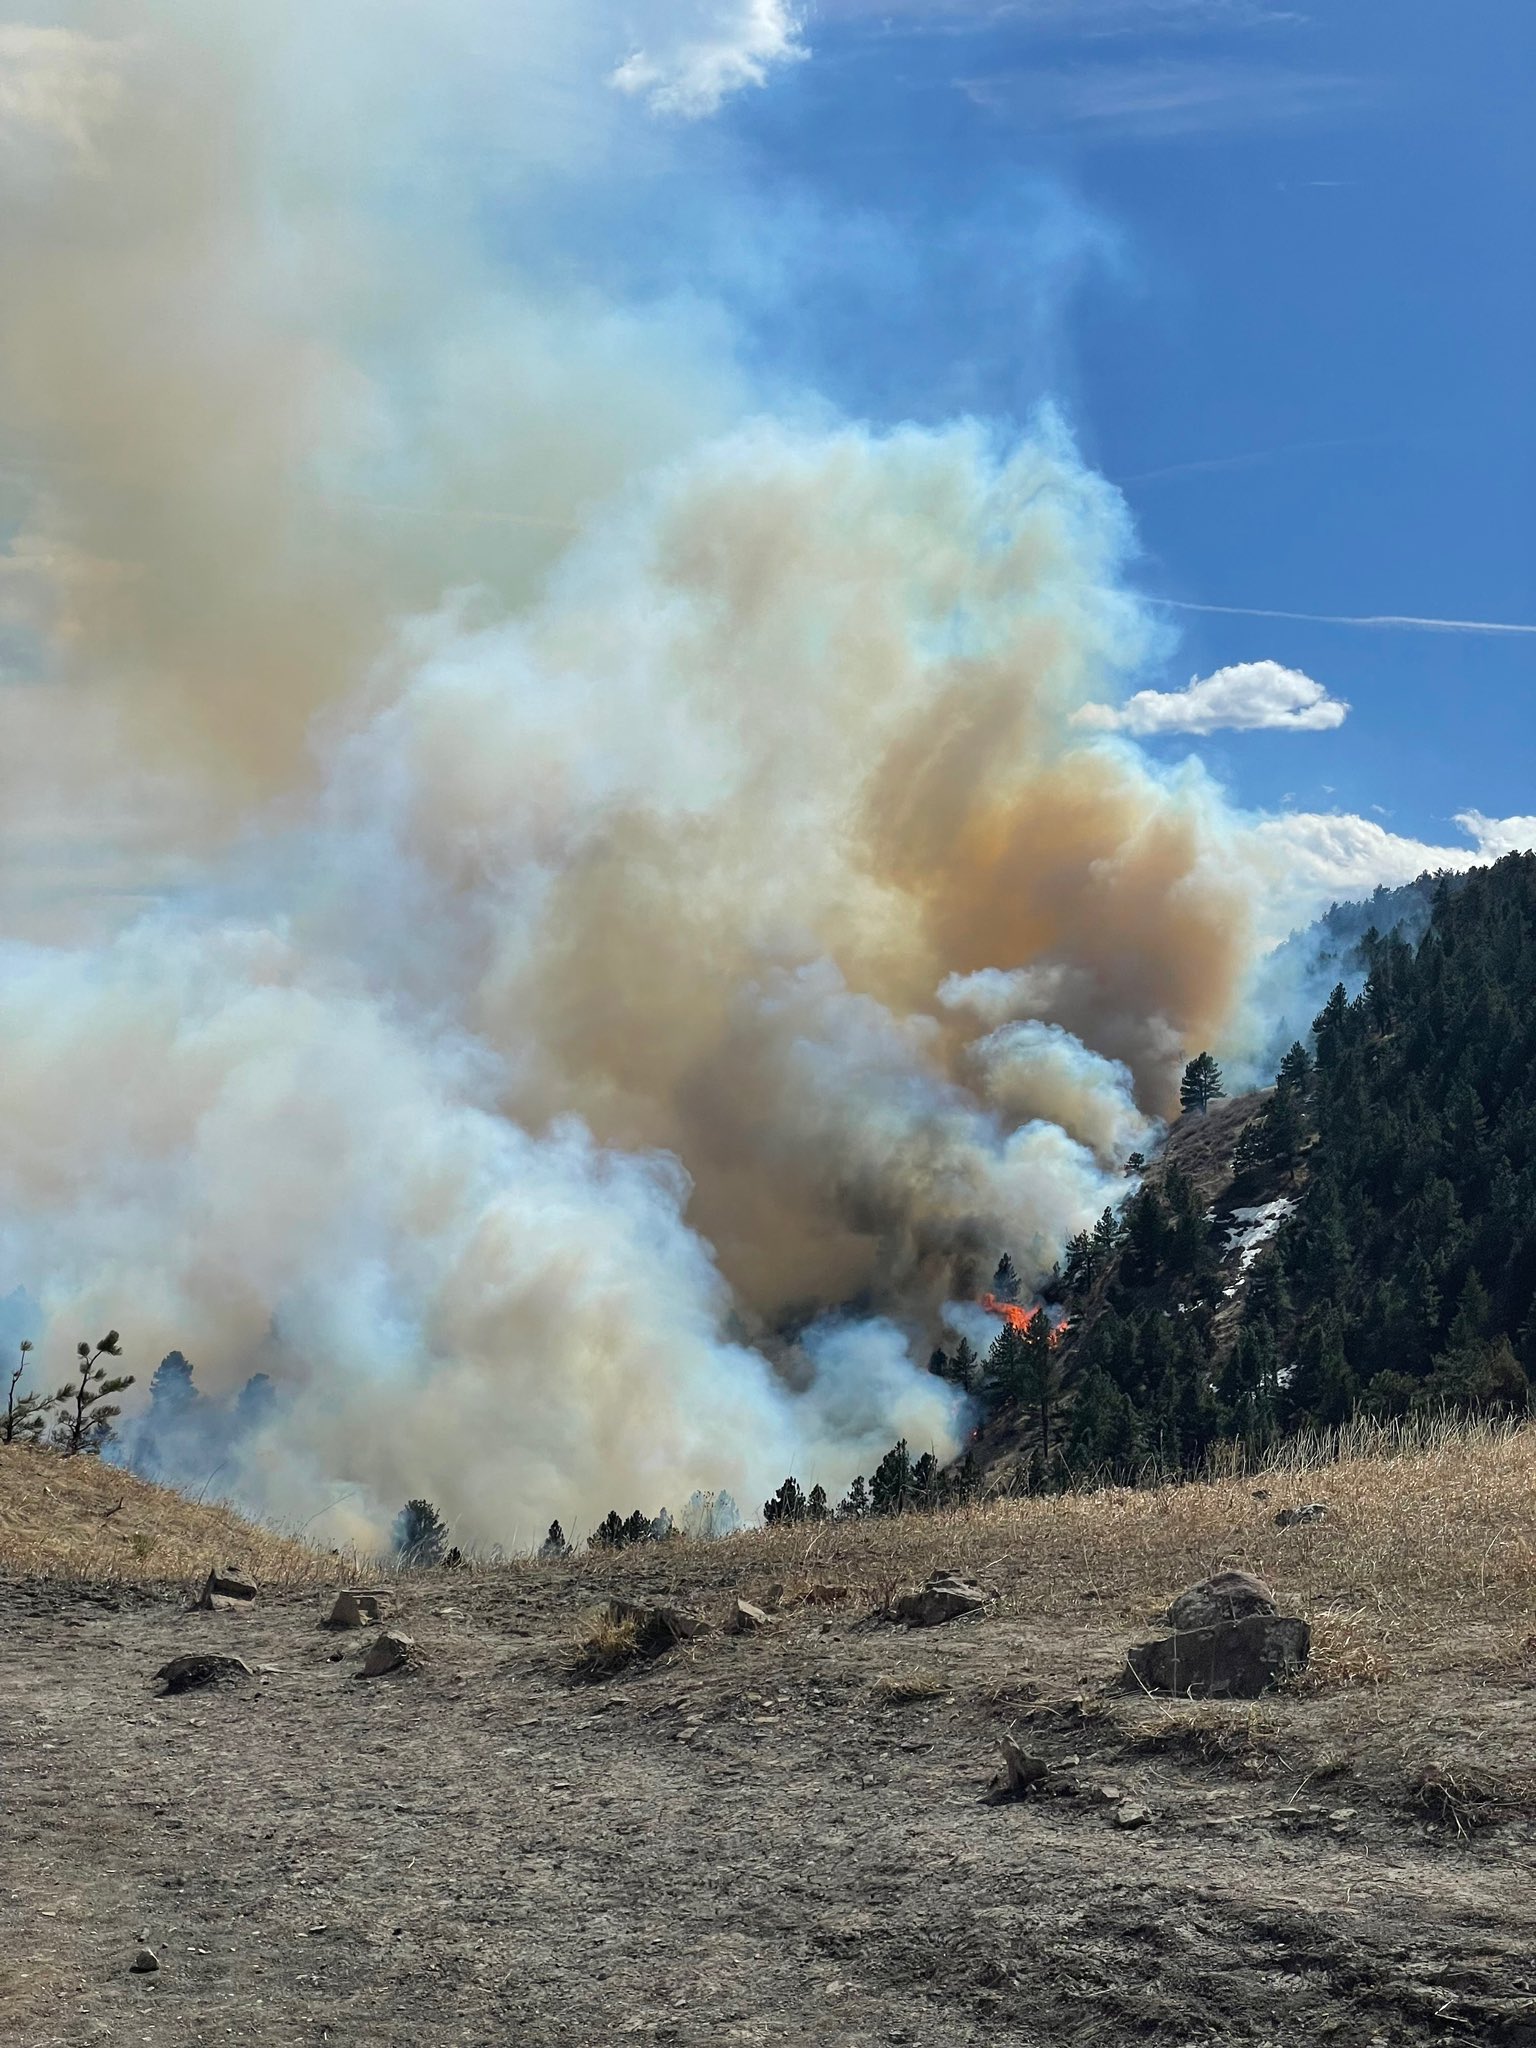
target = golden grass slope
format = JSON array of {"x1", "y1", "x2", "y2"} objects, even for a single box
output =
[{"x1": 0, "y1": 1441, "x2": 345, "y2": 1587}]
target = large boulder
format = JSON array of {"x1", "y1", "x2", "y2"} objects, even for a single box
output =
[
  {"x1": 155, "y1": 1653, "x2": 254, "y2": 1693},
  {"x1": 197, "y1": 1566, "x2": 257, "y2": 1612},
  {"x1": 323, "y1": 1589, "x2": 383, "y2": 1630},
  {"x1": 359, "y1": 1629, "x2": 414, "y2": 1677},
  {"x1": 893, "y1": 1571, "x2": 988, "y2": 1628},
  {"x1": 1166, "y1": 1570, "x2": 1277, "y2": 1632},
  {"x1": 1126, "y1": 1613, "x2": 1311, "y2": 1699}
]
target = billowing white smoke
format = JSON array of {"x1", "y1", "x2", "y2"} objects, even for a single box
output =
[{"x1": 0, "y1": 3, "x2": 1261, "y2": 1544}]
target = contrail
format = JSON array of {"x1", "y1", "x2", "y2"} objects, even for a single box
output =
[{"x1": 1149, "y1": 597, "x2": 1536, "y2": 638}]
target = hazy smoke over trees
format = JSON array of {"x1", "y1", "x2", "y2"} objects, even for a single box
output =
[{"x1": 0, "y1": 3, "x2": 1315, "y2": 1544}]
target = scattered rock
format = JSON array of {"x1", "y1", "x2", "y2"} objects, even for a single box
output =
[
  {"x1": 323, "y1": 1589, "x2": 383, "y2": 1630},
  {"x1": 893, "y1": 1571, "x2": 988, "y2": 1628},
  {"x1": 359, "y1": 1629, "x2": 415, "y2": 1678},
  {"x1": 154, "y1": 1653, "x2": 254, "y2": 1694},
  {"x1": 1126, "y1": 1613, "x2": 1311, "y2": 1699},
  {"x1": 1166, "y1": 1570, "x2": 1277, "y2": 1632},
  {"x1": 725, "y1": 1598, "x2": 775, "y2": 1635},
  {"x1": 196, "y1": 1566, "x2": 257, "y2": 1612},
  {"x1": 605, "y1": 1600, "x2": 709, "y2": 1659},
  {"x1": 985, "y1": 1737, "x2": 1051, "y2": 1803},
  {"x1": 1275, "y1": 1502, "x2": 1328, "y2": 1528},
  {"x1": 129, "y1": 1947, "x2": 160, "y2": 1974},
  {"x1": 1115, "y1": 1802, "x2": 1152, "y2": 1830}
]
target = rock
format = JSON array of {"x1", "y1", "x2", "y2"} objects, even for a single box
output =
[
  {"x1": 1125, "y1": 1613, "x2": 1311, "y2": 1699},
  {"x1": 893, "y1": 1571, "x2": 988, "y2": 1628},
  {"x1": 196, "y1": 1566, "x2": 257, "y2": 1612},
  {"x1": 800, "y1": 1583, "x2": 851, "y2": 1608},
  {"x1": 154, "y1": 1653, "x2": 254, "y2": 1694},
  {"x1": 604, "y1": 1600, "x2": 709, "y2": 1659},
  {"x1": 1275, "y1": 1502, "x2": 1328, "y2": 1528},
  {"x1": 1166, "y1": 1570, "x2": 1277, "y2": 1632},
  {"x1": 985, "y1": 1736, "x2": 1050, "y2": 1803},
  {"x1": 323, "y1": 1589, "x2": 383, "y2": 1630},
  {"x1": 725, "y1": 1598, "x2": 775, "y2": 1635},
  {"x1": 130, "y1": 1947, "x2": 160, "y2": 1973},
  {"x1": 359, "y1": 1629, "x2": 414, "y2": 1677},
  {"x1": 1114, "y1": 1802, "x2": 1152, "y2": 1830}
]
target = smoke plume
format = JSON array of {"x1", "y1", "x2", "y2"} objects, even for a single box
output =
[{"x1": 1, "y1": 3, "x2": 1265, "y2": 1544}]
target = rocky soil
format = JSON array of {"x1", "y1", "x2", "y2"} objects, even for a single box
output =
[{"x1": 4, "y1": 1557, "x2": 1534, "y2": 2047}]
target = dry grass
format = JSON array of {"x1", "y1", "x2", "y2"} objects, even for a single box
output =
[
  {"x1": 538, "y1": 1416, "x2": 1536, "y2": 1695},
  {"x1": 0, "y1": 1441, "x2": 348, "y2": 1589},
  {"x1": 572, "y1": 1610, "x2": 644, "y2": 1679},
  {"x1": 871, "y1": 1668, "x2": 949, "y2": 1705}
]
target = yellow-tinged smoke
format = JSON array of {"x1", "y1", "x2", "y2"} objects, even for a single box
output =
[{"x1": 0, "y1": 4, "x2": 1254, "y2": 1544}]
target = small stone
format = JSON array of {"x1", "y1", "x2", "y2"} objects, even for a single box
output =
[
  {"x1": 1115, "y1": 1802, "x2": 1151, "y2": 1829},
  {"x1": 725, "y1": 1598, "x2": 775, "y2": 1635},
  {"x1": 154, "y1": 1653, "x2": 254, "y2": 1694},
  {"x1": 985, "y1": 1737, "x2": 1050, "y2": 1803},
  {"x1": 130, "y1": 1947, "x2": 160, "y2": 1973},
  {"x1": 893, "y1": 1572, "x2": 988, "y2": 1628},
  {"x1": 324, "y1": 1589, "x2": 383, "y2": 1630},
  {"x1": 604, "y1": 1599, "x2": 710, "y2": 1658},
  {"x1": 1274, "y1": 1503, "x2": 1328, "y2": 1528},
  {"x1": 359, "y1": 1629, "x2": 414, "y2": 1678}
]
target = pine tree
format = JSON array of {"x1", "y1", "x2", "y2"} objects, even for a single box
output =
[
  {"x1": 838, "y1": 1474, "x2": 870, "y2": 1518},
  {"x1": 52, "y1": 1333, "x2": 133, "y2": 1456},
  {"x1": 947, "y1": 1335, "x2": 979, "y2": 1391},
  {"x1": 393, "y1": 1497, "x2": 449, "y2": 1564},
  {"x1": 621, "y1": 1509, "x2": 650, "y2": 1546},
  {"x1": 1018, "y1": 1313, "x2": 1062, "y2": 1465},
  {"x1": 3, "y1": 1341, "x2": 52, "y2": 1445},
  {"x1": 1179, "y1": 1052, "x2": 1225, "y2": 1116},
  {"x1": 539, "y1": 1520, "x2": 569, "y2": 1559},
  {"x1": 910, "y1": 1450, "x2": 940, "y2": 1508},
  {"x1": 805, "y1": 1482, "x2": 829, "y2": 1521},
  {"x1": 991, "y1": 1254, "x2": 1020, "y2": 1304},
  {"x1": 762, "y1": 1476, "x2": 807, "y2": 1525},
  {"x1": 870, "y1": 1439, "x2": 912, "y2": 1515},
  {"x1": 984, "y1": 1321, "x2": 1028, "y2": 1403}
]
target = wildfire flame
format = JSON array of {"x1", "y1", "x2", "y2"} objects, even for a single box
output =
[{"x1": 978, "y1": 1294, "x2": 1070, "y2": 1344}]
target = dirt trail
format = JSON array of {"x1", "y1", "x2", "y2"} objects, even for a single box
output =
[{"x1": 4, "y1": 1569, "x2": 1534, "y2": 2047}]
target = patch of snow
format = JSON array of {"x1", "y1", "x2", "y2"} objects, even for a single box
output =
[{"x1": 1221, "y1": 1196, "x2": 1294, "y2": 1281}]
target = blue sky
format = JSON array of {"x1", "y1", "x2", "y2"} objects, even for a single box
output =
[{"x1": 626, "y1": 0, "x2": 1535, "y2": 851}]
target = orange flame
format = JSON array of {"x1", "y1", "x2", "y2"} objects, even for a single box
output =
[
  {"x1": 979, "y1": 1294, "x2": 1070, "y2": 1345},
  {"x1": 979, "y1": 1292, "x2": 1038, "y2": 1333}
]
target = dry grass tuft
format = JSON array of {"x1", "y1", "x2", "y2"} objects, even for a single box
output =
[
  {"x1": 1406, "y1": 1760, "x2": 1536, "y2": 1836},
  {"x1": 572, "y1": 1610, "x2": 643, "y2": 1679},
  {"x1": 871, "y1": 1668, "x2": 948, "y2": 1706},
  {"x1": 0, "y1": 1440, "x2": 348, "y2": 1589},
  {"x1": 1125, "y1": 1701, "x2": 1288, "y2": 1772}
]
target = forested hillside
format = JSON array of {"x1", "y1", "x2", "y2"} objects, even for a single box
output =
[{"x1": 968, "y1": 851, "x2": 1535, "y2": 1491}]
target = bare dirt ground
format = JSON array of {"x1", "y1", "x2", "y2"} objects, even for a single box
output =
[{"x1": 4, "y1": 1430, "x2": 1535, "y2": 2046}]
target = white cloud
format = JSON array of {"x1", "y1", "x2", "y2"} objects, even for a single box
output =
[
  {"x1": 610, "y1": 1, "x2": 806, "y2": 117},
  {"x1": 1456, "y1": 810, "x2": 1536, "y2": 860},
  {"x1": 1250, "y1": 809, "x2": 1536, "y2": 911},
  {"x1": 1076, "y1": 658, "x2": 1348, "y2": 736}
]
